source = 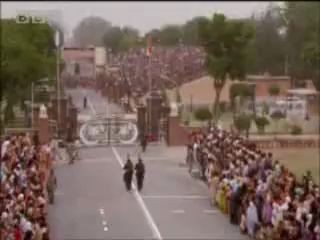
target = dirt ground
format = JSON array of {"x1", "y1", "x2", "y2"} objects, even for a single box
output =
[{"x1": 272, "y1": 148, "x2": 320, "y2": 185}]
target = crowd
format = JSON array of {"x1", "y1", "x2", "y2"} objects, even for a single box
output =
[
  {"x1": 0, "y1": 133, "x2": 56, "y2": 240},
  {"x1": 189, "y1": 125, "x2": 320, "y2": 240},
  {"x1": 107, "y1": 46, "x2": 206, "y2": 94}
]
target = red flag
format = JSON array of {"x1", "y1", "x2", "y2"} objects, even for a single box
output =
[{"x1": 146, "y1": 35, "x2": 152, "y2": 57}]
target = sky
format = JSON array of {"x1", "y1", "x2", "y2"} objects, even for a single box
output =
[{"x1": 1, "y1": 1, "x2": 274, "y2": 38}]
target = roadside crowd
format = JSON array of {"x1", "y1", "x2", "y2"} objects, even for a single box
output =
[
  {"x1": 108, "y1": 46, "x2": 206, "y2": 93},
  {"x1": 0, "y1": 133, "x2": 55, "y2": 240},
  {"x1": 188, "y1": 126, "x2": 320, "y2": 240}
]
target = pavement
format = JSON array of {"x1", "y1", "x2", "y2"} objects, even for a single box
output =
[{"x1": 48, "y1": 87, "x2": 248, "y2": 240}]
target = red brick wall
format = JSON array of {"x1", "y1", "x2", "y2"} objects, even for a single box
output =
[{"x1": 255, "y1": 79, "x2": 291, "y2": 98}]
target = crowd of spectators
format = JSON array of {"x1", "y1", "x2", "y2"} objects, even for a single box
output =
[
  {"x1": 107, "y1": 46, "x2": 206, "y2": 94},
  {"x1": 189, "y1": 126, "x2": 320, "y2": 240},
  {"x1": 0, "y1": 133, "x2": 55, "y2": 240}
]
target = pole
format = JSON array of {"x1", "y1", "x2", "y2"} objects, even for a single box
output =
[
  {"x1": 31, "y1": 82, "x2": 34, "y2": 128},
  {"x1": 148, "y1": 55, "x2": 152, "y2": 136},
  {"x1": 57, "y1": 46, "x2": 61, "y2": 136}
]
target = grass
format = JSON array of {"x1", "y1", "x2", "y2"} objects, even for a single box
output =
[
  {"x1": 182, "y1": 110, "x2": 319, "y2": 134},
  {"x1": 273, "y1": 148, "x2": 320, "y2": 185}
]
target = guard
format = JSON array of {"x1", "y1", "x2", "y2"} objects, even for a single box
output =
[
  {"x1": 140, "y1": 134, "x2": 148, "y2": 152},
  {"x1": 135, "y1": 157, "x2": 145, "y2": 191},
  {"x1": 83, "y1": 96, "x2": 87, "y2": 109},
  {"x1": 123, "y1": 156, "x2": 134, "y2": 191}
]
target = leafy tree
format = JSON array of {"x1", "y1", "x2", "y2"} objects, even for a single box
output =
[
  {"x1": 73, "y1": 16, "x2": 111, "y2": 47},
  {"x1": 268, "y1": 84, "x2": 280, "y2": 97},
  {"x1": 182, "y1": 16, "x2": 207, "y2": 45},
  {"x1": 119, "y1": 26, "x2": 140, "y2": 51},
  {"x1": 233, "y1": 113, "x2": 252, "y2": 138},
  {"x1": 103, "y1": 26, "x2": 123, "y2": 53},
  {"x1": 271, "y1": 110, "x2": 285, "y2": 134},
  {"x1": 194, "y1": 108, "x2": 212, "y2": 122},
  {"x1": 158, "y1": 24, "x2": 183, "y2": 46},
  {"x1": 1, "y1": 19, "x2": 56, "y2": 126},
  {"x1": 198, "y1": 13, "x2": 254, "y2": 121},
  {"x1": 254, "y1": 116, "x2": 270, "y2": 134}
]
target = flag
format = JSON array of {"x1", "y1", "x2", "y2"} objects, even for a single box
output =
[{"x1": 146, "y1": 35, "x2": 152, "y2": 57}]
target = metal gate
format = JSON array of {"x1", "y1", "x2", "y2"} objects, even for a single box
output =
[{"x1": 79, "y1": 116, "x2": 138, "y2": 146}]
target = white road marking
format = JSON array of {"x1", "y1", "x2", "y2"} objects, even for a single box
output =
[
  {"x1": 142, "y1": 195, "x2": 209, "y2": 200},
  {"x1": 103, "y1": 226, "x2": 108, "y2": 231},
  {"x1": 112, "y1": 147, "x2": 163, "y2": 240},
  {"x1": 99, "y1": 208, "x2": 105, "y2": 215},
  {"x1": 203, "y1": 209, "x2": 219, "y2": 214},
  {"x1": 171, "y1": 209, "x2": 185, "y2": 214},
  {"x1": 102, "y1": 221, "x2": 107, "y2": 226}
]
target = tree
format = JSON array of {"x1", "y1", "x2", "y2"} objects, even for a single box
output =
[
  {"x1": 194, "y1": 108, "x2": 212, "y2": 122},
  {"x1": 229, "y1": 83, "x2": 254, "y2": 115},
  {"x1": 156, "y1": 24, "x2": 183, "y2": 46},
  {"x1": 248, "y1": 4, "x2": 286, "y2": 75},
  {"x1": 234, "y1": 113, "x2": 252, "y2": 138},
  {"x1": 119, "y1": 26, "x2": 140, "y2": 51},
  {"x1": 254, "y1": 116, "x2": 270, "y2": 134},
  {"x1": 73, "y1": 16, "x2": 111, "y2": 47},
  {"x1": 268, "y1": 84, "x2": 280, "y2": 97},
  {"x1": 103, "y1": 26, "x2": 125, "y2": 53},
  {"x1": 281, "y1": 2, "x2": 320, "y2": 88},
  {"x1": 182, "y1": 16, "x2": 207, "y2": 45},
  {"x1": 1, "y1": 19, "x2": 56, "y2": 126},
  {"x1": 198, "y1": 13, "x2": 254, "y2": 121}
]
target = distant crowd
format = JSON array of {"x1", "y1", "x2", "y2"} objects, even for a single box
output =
[
  {"x1": 107, "y1": 46, "x2": 206, "y2": 94},
  {"x1": 0, "y1": 133, "x2": 56, "y2": 240},
  {"x1": 188, "y1": 126, "x2": 320, "y2": 240}
]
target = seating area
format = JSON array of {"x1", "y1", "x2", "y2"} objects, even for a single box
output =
[{"x1": 188, "y1": 126, "x2": 320, "y2": 239}]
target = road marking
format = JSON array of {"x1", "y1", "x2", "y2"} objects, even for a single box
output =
[
  {"x1": 82, "y1": 89, "x2": 96, "y2": 115},
  {"x1": 103, "y1": 226, "x2": 108, "y2": 231},
  {"x1": 102, "y1": 221, "x2": 107, "y2": 226},
  {"x1": 171, "y1": 209, "x2": 185, "y2": 214},
  {"x1": 203, "y1": 209, "x2": 219, "y2": 214},
  {"x1": 112, "y1": 147, "x2": 163, "y2": 240},
  {"x1": 142, "y1": 195, "x2": 209, "y2": 200}
]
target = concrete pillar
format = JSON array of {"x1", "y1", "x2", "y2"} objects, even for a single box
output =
[{"x1": 146, "y1": 91, "x2": 162, "y2": 141}]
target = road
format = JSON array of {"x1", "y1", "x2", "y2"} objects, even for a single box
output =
[{"x1": 48, "y1": 87, "x2": 247, "y2": 240}]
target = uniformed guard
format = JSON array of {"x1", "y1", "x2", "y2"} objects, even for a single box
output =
[
  {"x1": 47, "y1": 169, "x2": 57, "y2": 204},
  {"x1": 123, "y1": 155, "x2": 134, "y2": 191},
  {"x1": 140, "y1": 134, "x2": 148, "y2": 152},
  {"x1": 83, "y1": 96, "x2": 87, "y2": 109},
  {"x1": 135, "y1": 156, "x2": 145, "y2": 191}
]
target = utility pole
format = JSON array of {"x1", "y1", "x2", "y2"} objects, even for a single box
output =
[{"x1": 55, "y1": 30, "x2": 61, "y2": 137}]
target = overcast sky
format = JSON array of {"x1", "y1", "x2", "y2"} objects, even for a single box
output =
[{"x1": 1, "y1": 1, "x2": 275, "y2": 37}]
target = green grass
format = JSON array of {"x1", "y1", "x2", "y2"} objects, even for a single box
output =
[
  {"x1": 182, "y1": 110, "x2": 319, "y2": 134},
  {"x1": 273, "y1": 148, "x2": 320, "y2": 185}
]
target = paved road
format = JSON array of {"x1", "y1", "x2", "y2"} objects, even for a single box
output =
[{"x1": 48, "y1": 88, "x2": 247, "y2": 240}]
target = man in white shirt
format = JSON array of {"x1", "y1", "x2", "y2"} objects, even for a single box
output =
[{"x1": 1, "y1": 136, "x2": 10, "y2": 158}]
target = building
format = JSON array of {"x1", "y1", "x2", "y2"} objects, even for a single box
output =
[
  {"x1": 62, "y1": 47, "x2": 96, "y2": 80},
  {"x1": 246, "y1": 74, "x2": 291, "y2": 101}
]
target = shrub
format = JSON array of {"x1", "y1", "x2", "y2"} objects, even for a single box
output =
[
  {"x1": 291, "y1": 125, "x2": 303, "y2": 135},
  {"x1": 194, "y1": 108, "x2": 212, "y2": 122},
  {"x1": 270, "y1": 110, "x2": 286, "y2": 120},
  {"x1": 254, "y1": 116, "x2": 270, "y2": 134},
  {"x1": 233, "y1": 113, "x2": 252, "y2": 137}
]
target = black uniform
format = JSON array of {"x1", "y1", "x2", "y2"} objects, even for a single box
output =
[
  {"x1": 140, "y1": 134, "x2": 148, "y2": 152},
  {"x1": 83, "y1": 96, "x2": 87, "y2": 109},
  {"x1": 135, "y1": 158, "x2": 145, "y2": 191},
  {"x1": 123, "y1": 159, "x2": 134, "y2": 191}
]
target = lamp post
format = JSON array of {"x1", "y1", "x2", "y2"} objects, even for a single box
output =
[{"x1": 55, "y1": 30, "x2": 61, "y2": 136}]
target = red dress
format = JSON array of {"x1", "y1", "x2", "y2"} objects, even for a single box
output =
[{"x1": 14, "y1": 227, "x2": 22, "y2": 240}]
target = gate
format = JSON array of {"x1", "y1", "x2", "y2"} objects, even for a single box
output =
[{"x1": 79, "y1": 115, "x2": 138, "y2": 146}]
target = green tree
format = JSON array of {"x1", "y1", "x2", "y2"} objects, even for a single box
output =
[
  {"x1": 182, "y1": 16, "x2": 207, "y2": 45},
  {"x1": 1, "y1": 19, "x2": 56, "y2": 126},
  {"x1": 254, "y1": 116, "x2": 270, "y2": 134},
  {"x1": 234, "y1": 113, "x2": 252, "y2": 138},
  {"x1": 119, "y1": 26, "x2": 140, "y2": 51},
  {"x1": 199, "y1": 14, "x2": 254, "y2": 122},
  {"x1": 73, "y1": 16, "x2": 111, "y2": 47},
  {"x1": 103, "y1": 26, "x2": 123, "y2": 53},
  {"x1": 158, "y1": 24, "x2": 183, "y2": 46},
  {"x1": 194, "y1": 108, "x2": 212, "y2": 122},
  {"x1": 268, "y1": 84, "x2": 280, "y2": 97}
]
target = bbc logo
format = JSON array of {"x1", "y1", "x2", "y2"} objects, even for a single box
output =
[{"x1": 16, "y1": 14, "x2": 47, "y2": 24}]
